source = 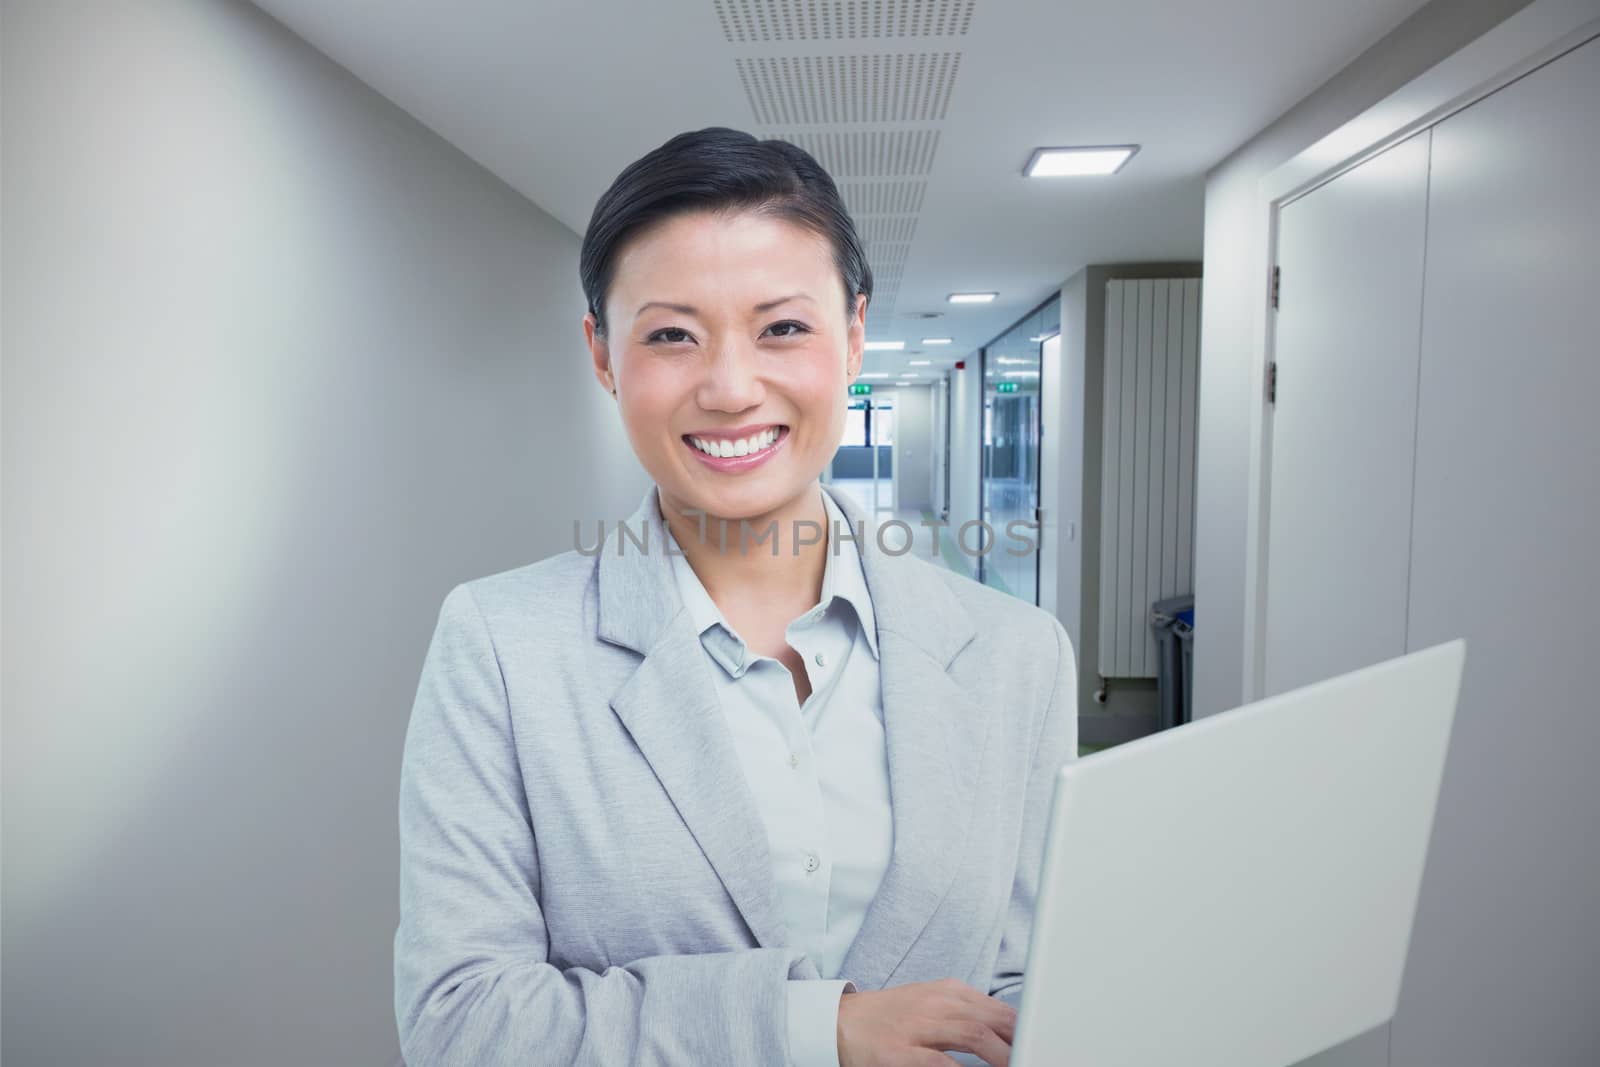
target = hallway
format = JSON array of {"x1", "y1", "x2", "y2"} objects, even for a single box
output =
[{"x1": 5, "y1": 2, "x2": 1597, "y2": 1066}]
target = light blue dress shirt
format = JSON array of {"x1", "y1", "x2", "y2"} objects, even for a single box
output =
[{"x1": 664, "y1": 489, "x2": 893, "y2": 1067}]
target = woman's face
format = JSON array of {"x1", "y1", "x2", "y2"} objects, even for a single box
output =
[{"x1": 584, "y1": 209, "x2": 865, "y2": 525}]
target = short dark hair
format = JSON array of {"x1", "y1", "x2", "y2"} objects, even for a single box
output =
[{"x1": 579, "y1": 127, "x2": 872, "y2": 334}]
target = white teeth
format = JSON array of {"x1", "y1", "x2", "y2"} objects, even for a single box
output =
[{"x1": 690, "y1": 427, "x2": 783, "y2": 458}]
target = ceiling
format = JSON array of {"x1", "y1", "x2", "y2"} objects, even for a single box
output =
[{"x1": 250, "y1": 0, "x2": 1430, "y2": 380}]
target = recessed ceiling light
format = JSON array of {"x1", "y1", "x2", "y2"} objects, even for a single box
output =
[
  {"x1": 948, "y1": 292, "x2": 997, "y2": 304},
  {"x1": 864, "y1": 340, "x2": 905, "y2": 351},
  {"x1": 909, "y1": 360, "x2": 931, "y2": 366},
  {"x1": 1024, "y1": 145, "x2": 1140, "y2": 177},
  {"x1": 900, "y1": 372, "x2": 920, "y2": 378},
  {"x1": 922, "y1": 337, "x2": 953, "y2": 345},
  {"x1": 860, "y1": 372, "x2": 890, "y2": 379}
]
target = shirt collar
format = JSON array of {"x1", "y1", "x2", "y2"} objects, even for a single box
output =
[
  {"x1": 662, "y1": 488, "x2": 881, "y2": 677},
  {"x1": 664, "y1": 523, "x2": 747, "y2": 677},
  {"x1": 819, "y1": 487, "x2": 880, "y2": 660}
]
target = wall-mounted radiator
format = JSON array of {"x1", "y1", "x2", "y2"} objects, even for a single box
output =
[{"x1": 1097, "y1": 278, "x2": 1201, "y2": 679}]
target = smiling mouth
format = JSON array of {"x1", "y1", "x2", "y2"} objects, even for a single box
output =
[{"x1": 683, "y1": 425, "x2": 788, "y2": 460}]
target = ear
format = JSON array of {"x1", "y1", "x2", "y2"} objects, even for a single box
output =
[
  {"x1": 583, "y1": 312, "x2": 617, "y2": 396},
  {"x1": 845, "y1": 293, "x2": 867, "y2": 383}
]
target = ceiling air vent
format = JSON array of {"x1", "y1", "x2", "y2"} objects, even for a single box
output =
[
  {"x1": 768, "y1": 130, "x2": 940, "y2": 177},
  {"x1": 713, "y1": 0, "x2": 977, "y2": 43},
  {"x1": 840, "y1": 180, "x2": 927, "y2": 217},
  {"x1": 858, "y1": 216, "x2": 918, "y2": 243},
  {"x1": 737, "y1": 53, "x2": 961, "y2": 124}
]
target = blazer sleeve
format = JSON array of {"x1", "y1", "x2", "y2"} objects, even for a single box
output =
[
  {"x1": 986, "y1": 614, "x2": 1080, "y2": 1009},
  {"x1": 394, "y1": 584, "x2": 811, "y2": 1066}
]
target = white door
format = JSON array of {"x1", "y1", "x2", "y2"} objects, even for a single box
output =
[
  {"x1": 1262, "y1": 132, "x2": 1431, "y2": 700},
  {"x1": 1394, "y1": 36, "x2": 1600, "y2": 1067}
]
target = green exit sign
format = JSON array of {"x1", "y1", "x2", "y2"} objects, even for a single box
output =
[
  {"x1": 997, "y1": 382, "x2": 1019, "y2": 393},
  {"x1": 849, "y1": 384, "x2": 873, "y2": 395}
]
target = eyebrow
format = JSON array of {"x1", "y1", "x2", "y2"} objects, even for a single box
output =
[{"x1": 634, "y1": 293, "x2": 816, "y2": 318}]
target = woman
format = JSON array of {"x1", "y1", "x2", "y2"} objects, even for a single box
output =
[{"x1": 394, "y1": 128, "x2": 1078, "y2": 1067}]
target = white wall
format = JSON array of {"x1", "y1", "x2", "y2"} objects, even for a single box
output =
[
  {"x1": 890, "y1": 384, "x2": 933, "y2": 514},
  {"x1": 1052, "y1": 264, "x2": 1199, "y2": 741},
  {"x1": 1191, "y1": 0, "x2": 1534, "y2": 720},
  {"x1": 1261, "y1": 14, "x2": 1600, "y2": 1066},
  {"x1": 1, "y1": 2, "x2": 644, "y2": 1064},
  {"x1": 945, "y1": 359, "x2": 983, "y2": 578},
  {"x1": 931, "y1": 376, "x2": 949, "y2": 518},
  {"x1": 1194, "y1": 4, "x2": 1600, "y2": 1066}
]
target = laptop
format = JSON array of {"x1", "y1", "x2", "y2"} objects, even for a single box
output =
[{"x1": 1002, "y1": 638, "x2": 1466, "y2": 1067}]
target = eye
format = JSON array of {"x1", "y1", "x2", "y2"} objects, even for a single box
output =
[
  {"x1": 763, "y1": 320, "x2": 812, "y2": 339},
  {"x1": 646, "y1": 327, "x2": 694, "y2": 345}
]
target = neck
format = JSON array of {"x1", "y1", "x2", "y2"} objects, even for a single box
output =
[{"x1": 658, "y1": 482, "x2": 831, "y2": 609}]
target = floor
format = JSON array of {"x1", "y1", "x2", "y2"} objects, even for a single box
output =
[{"x1": 826, "y1": 480, "x2": 967, "y2": 575}]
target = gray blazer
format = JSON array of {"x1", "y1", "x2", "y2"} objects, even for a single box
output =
[{"x1": 394, "y1": 484, "x2": 1078, "y2": 1066}]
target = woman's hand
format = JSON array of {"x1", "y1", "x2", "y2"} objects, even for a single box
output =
[{"x1": 836, "y1": 977, "x2": 1017, "y2": 1067}]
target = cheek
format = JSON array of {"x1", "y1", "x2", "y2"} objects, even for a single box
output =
[
  {"x1": 787, "y1": 351, "x2": 847, "y2": 409},
  {"x1": 779, "y1": 353, "x2": 847, "y2": 449},
  {"x1": 614, "y1": 359, "x2": 685, "y2": 444}
]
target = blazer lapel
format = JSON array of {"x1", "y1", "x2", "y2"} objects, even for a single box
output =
[
  {"x1": 827, "y1": 486, "x2": 994, "y2": 991},
  {"x1": 596, "y1": 487, "x2": 790, "y2": 952},
  {"x1": 594, "y1": 483, "x2": 994, "y2": 986}
]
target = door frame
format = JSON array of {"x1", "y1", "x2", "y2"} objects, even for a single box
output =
[{"x1": 1240, "y1": 3, "x2": 1600, "y2": 704}]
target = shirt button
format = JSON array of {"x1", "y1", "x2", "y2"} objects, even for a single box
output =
[
  {"x1": 814, "y1": 650, "x2": 827, "y2": 667},
  {"x1": 803, "y1": 850, "x2": 820, "y2": 874},
  {"x1": 788, "y1": 753, "x2": 799, "y2": 769}
]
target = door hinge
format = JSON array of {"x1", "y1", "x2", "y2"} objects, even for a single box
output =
[
  {"x1": 1271, "y1": 266, "x2": 1281, "y2": 310},
  {"x1": 1268, "y1": 362, "x2": 1278, "y2": 405}
]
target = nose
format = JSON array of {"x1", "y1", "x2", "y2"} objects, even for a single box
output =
[{"x1": 695, "y1": 339, "x2": 765, "y2": 414}]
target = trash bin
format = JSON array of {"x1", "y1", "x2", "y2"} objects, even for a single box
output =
[{"x1": 1150, "y1": 594, "x2": 1195, "y2": 732}]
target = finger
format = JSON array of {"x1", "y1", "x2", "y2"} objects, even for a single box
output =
[
  {"x1": 942, "y1": 988, "x2": 1018, "y2": 1044},
  {"x1": 928, "y1": 983, "x2": 1016, "y2": 1045},
  {"x1": 923, "y1": 1019, "x2": 1011, "y2": 1067},
  {"x1": 982, "y1": 998, "x2": 1019, "y2": 1043},
  {"x1": 938, "y1": 978, "x2": 997, "y2": 1015}
]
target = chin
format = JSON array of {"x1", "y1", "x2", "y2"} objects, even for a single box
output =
[{"x1": 671, "y1": 472, "x2": 815, "y2": 524}]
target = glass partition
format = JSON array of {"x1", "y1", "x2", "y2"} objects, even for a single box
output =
[
  {"x1": 827, "y1": 393, "x2": 895, "y2": 516},
  {"x1": 978, "y1": 297, "x2": 1059, "y2": 604}
]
